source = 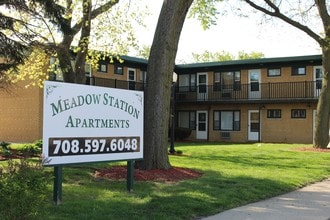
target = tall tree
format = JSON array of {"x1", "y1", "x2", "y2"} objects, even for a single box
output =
[
  {"x1": 3, "y1": 0, "x2": 143, "y2": 86},
  {"x1": 241, "y1": 0, "x2": 329, "y2": 148},
  {"x1": 136, "y1": 0, "x2": 194, "y2": 170},
  {"x1": 0, "y1": 1, "x2": 34, "y2": 88}
]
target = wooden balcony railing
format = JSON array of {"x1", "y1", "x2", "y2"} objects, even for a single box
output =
[
  {"x1": 88, "y1": 77, "x2": 145, "y2": 91},
  {"x1": 175, "y1": 81, "x2": 321, "y2": 102},
  {"x1": 88, "y1": 77, "x2": 321, "y2": 103}
]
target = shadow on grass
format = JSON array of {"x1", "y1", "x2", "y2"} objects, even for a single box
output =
[{"x1": 43, "y1": 169, "x2": 296, "y2": 220}]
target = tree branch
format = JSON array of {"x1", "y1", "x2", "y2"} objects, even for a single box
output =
[
  {"x1": 243, "y1": 0, "x2": 325, "y2": 46},
  {"x1": 71, "y1": 0, "x2": 119, "y2": 34},
  {"x1": 315, "y1": 0, "x2": 330, "y2": 34}
]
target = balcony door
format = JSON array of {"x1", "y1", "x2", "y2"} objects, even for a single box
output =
[
  {"x1": 313, "y1": 66, "x2": 322, "y2": 97},
  {"x1": 248, "y1": 69, "x2": 261, "y2": 99},
  {"x1": 196, "y1": 111, "x2": 208, "y2": 140},
  {"x1": 197, "y1": 73, "x2": 208, "y2": 100},
  {"x1": 248, "y1": 110, "x2": 260, "y2": 141},
  {"x1": 128, "y1": 68, "x2": 136, "y2": 90}
]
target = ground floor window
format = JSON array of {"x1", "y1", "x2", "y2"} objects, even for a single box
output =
[
  {"x1": 214, "y1": 110, "x2": 240, "y2": 131},
  {"x1": 177, "y1": 111, "x2": 196, "y2": 130},
  {"x1": 267, "y1": 109, "x2": 281, "y2": 118},
  {"x1": 291, "y1": 109, "x2": 306, "y2": 118}
]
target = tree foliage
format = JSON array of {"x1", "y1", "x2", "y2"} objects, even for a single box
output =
[
  {"x1": 189, "y1": 0, "x2": 223, "y2": 30},
  {"x1": 192, "y1": 50, "x2": 264, "y2": 62},
  {"x1": 0, "y1": 1, "x2": 35, "y2": 88},
  {"x1": 1, "y1": 0, "x2": 146, "y2": 86}
]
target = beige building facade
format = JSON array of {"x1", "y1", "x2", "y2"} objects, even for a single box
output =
[
  {"x1": 0, "y1": 54, "x2": 327, "y2": 144},
  {"x1": 0, "y1": 80, "x2": 43, "y2": 142}
]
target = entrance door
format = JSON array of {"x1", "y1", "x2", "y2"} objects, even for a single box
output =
[
  {"x1": 128, "y1": 68, "x2": 136, "y2": 90},
  {"x1": 196, "y1": 111, "x2": 208, "y2": 140},
  {"x1": 248, "y1": 110, "x2": 260, "y2": 141},
  {"x1": 197, "y1": 73, "x2": 208, "y2": 100},
  {"x1": 313, "y1": 66, "x2": 322, "y2": 97},
  {"x1": 248, "y1": 69, "x2": 261, "y2": 99}
]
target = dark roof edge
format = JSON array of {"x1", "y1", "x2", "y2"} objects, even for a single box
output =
[
  {"x1": 119, "y1": 55, "x2": 148, "y2": 65},
  {"x1": 174, "y1": 54, "x2": 322, "y2": 69}
]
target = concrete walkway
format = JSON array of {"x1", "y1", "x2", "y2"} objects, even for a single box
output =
[{"x1": 203, "y1": 178, "x2": 330, "y2": 220}]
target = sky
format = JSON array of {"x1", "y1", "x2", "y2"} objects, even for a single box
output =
[{"x1": 133, "y1": 0, "x2": 321, "y2": 63}]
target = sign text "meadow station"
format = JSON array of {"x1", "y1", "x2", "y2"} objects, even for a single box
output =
[{"x1": 50, "y1": 92, "x2": 140, "y2": 119}]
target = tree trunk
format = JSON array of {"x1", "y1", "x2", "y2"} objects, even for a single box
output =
[
  {"x1": 57, "y1": 36, "x2": 75, "y2": 83},
  {"x1": 314, "y1": 47, "x2": 330, "y2": 148},
  {"x1": 74, "y1": 0, "x2": 91, "y2": 85},
  {"x1": 136, "y1": 0, "x2": 193, "y2": 170}
]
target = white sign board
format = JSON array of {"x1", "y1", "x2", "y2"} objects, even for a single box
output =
[{"x1": 42, "y1": 81, "x2": 143, "y2": 166}]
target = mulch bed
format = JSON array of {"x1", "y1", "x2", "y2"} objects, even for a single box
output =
[
  {"x1": 94, "y1": 166, "x2": 203, "y2": 182},
  {"x1": 0, "y1": 150, "x2": 24, "y2": 161},
  {"x1": 295, "y1": 146, "x2": 330, "y2": 153}
]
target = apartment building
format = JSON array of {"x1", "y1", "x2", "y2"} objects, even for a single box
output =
[
  {"x1": 0, "y1": 54, "x2": 325, "y2": 144},
  {"x1": 174, "y1": 55, "x2": 323, "y2": 143}
]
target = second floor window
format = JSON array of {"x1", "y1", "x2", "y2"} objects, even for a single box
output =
[
  {"x1": 292, "y1": 66, "x2": 306, "y2": 76},
  {"x1": 140, "y1": 71, "x2": 147, "y2": 82},
  {"x1": 214, "y1": 71, "x2": 241, "y2": 91},
  {"x1": 178, "y1": 74, "x2": 196, "y2": 92},
  {"x1": 268, "y1": 68, "x2": 281, "y2": 77},
  {"x1": 98, "y1": 63, "x2": 107, "y2": 73},
  {"x1": 115, "y1": 65, "x2": 123, "y2": 75},
  {"x1": 85, "y1": 63, "x2": 91, "y2": 77}
]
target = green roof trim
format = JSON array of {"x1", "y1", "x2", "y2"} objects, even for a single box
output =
[
  {"x1": 119, "y1": 55, "x2": 148, "y2": 65},
  {"x1": 102, "y1": 54, "x2": 322, "y2": 73},
  {"x1": 174, "y1": 54, "x2": 322, "y2": 70}
]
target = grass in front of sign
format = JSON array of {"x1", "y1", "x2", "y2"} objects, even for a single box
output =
[{"x1": 6, "y1": 143, "x2": 330, "y2": 219}]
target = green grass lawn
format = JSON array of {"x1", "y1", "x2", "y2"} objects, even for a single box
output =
[{"x1": 9, "y1": 143, "x2": 330, "y2": 219}]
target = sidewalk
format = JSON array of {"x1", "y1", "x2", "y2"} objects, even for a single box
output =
[{"x1": 202, "y1": 178, "x2": 330, "y2": 220}]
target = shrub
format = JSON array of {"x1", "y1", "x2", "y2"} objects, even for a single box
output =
[
  {"x1": 0, "y1": 141, "x2": 10, "y2": 150},
  {"x1": 176, "y1": 150, "x2": 183, "y2": 155},
  {"x1": 175, "y1": 127, "x2": 192, "y2": 140},
  {"x1": 33, "y1": 139, "x2": 43, "y2": 148},
  {"x1": 0, "y1": 141, "x2": 12, "y2": 157},
  {"x1": 0, "y1": 159, "x2": 50, "y2": 220},
  {"x1": 21, "y1": 144, "x2": 42, "y2": 157}
]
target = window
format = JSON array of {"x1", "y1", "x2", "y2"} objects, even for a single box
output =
[
  {"x1": 115, "y1": 65, "x2": 123, "y2": 75},
  {"x1": 85, "y1": 63, "x2": 91, "y2": 77},
  {"x1": 315, "y1": 67, "x2": 322, "y2": 90},
  {"x1": 214, "y1": 110, "x2": 240, "y2": 131},
  {"x1": 214, "y1": 71, "x2": 241, "y2": 91},
  {"x1": 128, "y1": 69, "x2": 136, "y2": 90},
  {"x1": 178, "y1": 111, "x2": 196, "y2": 130},
  {"x1": 178, "y1": 74, "x2": 196, "y2": 92},
  {"x1": 268, "y1": 68, "x2": 281, "y2": 77},
  {"x1": 292, "y1": 66, "x2": 306, "y2": 75},
  {"x1": 140, "y1": 71, "x2": 147, "y2": 82},
  {"x1": 98, "y1": 63, "x2": 107, "y2": 73},
  {"x1": 291, "y1": 109, "x2": 306, "y2": 118},
  {"x1": 267, "y1": 109, "x2": 281, "y2": 118},
  {"x1": 49, "y1": 57, "x2": 64, "y2": 81}
]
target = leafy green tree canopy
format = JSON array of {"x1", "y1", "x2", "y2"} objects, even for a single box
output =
[
  {"x1": 1, "y1": 0, "x2": 147, "y2": 86},
  {"x1": 192, "y1": 50, "x2": 264, "y2": 62}
]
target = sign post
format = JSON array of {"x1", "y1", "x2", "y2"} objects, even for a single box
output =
[
  {"x1": 126, "y1": 160, "x2": 134, "y2": 192},
  {"x1": 53, "y1": 166, "x2": 62, "y2": 205},
  {"x1": 42, "y1": 81, "x2": 144, "y2": 203}
]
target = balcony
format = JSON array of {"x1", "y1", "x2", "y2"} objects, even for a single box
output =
[
  {"x1": 88, "y1": 77, "x2": 145, "y2": 91},
  {"x1": 175, "y1": 81, "x2": 321, "y2": 103}
]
